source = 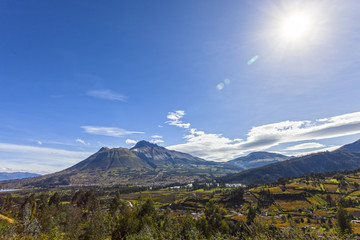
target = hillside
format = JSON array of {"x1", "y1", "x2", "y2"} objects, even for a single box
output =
[
  {"x1": 336, "y1": 139, "x2": 360, "y2": 153},
  {"x1": 0, "y1": 141, "x2": 241, "y2": 189},
  {"x1": 220, "y1": 139, "x2": 360, "y2": 184},
  {"x1": 228, "y1": 151, "x2": 290, "y2": 169}
]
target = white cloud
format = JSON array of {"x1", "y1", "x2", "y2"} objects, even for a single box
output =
[
  {"x1": 37, "y1": 141, "x2": 42, "y2": 145},
  {"x1": 87, "y1": 89, "x2": 127, "y2": 102},
  {"x1": 0, "y1": 142, "x2": 92, "y2": 174},
  {"x1": 291, "y1": 145, "x2": 341, "y2": 157},
  {"x1": 125, "y1": 139, "x2": 137, "y2": 145},
  {"x1": 158, "y1": 125, "x2": 163, "y2": 128},
  {"x1": 82, "y1": 126, "x2": 144, "y2": 137},
  {"x1": 284, "y1": 142, "x2": 325, "y2": 151},
  {"x1": 150, "y1": 139, "x2": 164, "y2": 144},
  {"x1": 168, "y1": 128, "x2": 242, "y2": 161},
  {"x1": 76, "y1": 138, "x2": 89, "y2": 145},
  {"x1": 168, "y1": 111, "x2": 360, "y2": 162},
  {"x1": 166, "y1": 110, "x2": 191, "y2": 129},
  {"x1": 151, "y1": 135, "x2": 163, "y2": 139}
]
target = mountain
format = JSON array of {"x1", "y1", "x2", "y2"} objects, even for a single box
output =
[
  {"x1": 130, "y1": 140, "x2": 213, "y2": 167},
  {"x1": 67, "y1": 146, "x2": 151, "y2": 171},
  {"x1": 336, "y1": 139, "x2": 360, "y2": 153},
  {"x1": 0, "y1": 172, "x2": 41, "y2": 181},
  {"x1": 228, "y1": 151, "x2": 290, "y2": 169},
  {"x1": 219, "y1": 139, "x2": 360, "y2": 185},
  {"x1": 0, "y1": 141, "x2": 241, "y2": 189}
]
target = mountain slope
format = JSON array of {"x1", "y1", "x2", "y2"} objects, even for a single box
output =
[
  {"x1": 130, "y1": 140, "x2": 213, "y2": 167},
  {"x1": 336, "y1": 139, "x2": 360, "y2": 153},
  {"x1": 68, "y1": 147, "x2": 151, "y2": 171},
  {"x1": 228, "y1": 151, "x2": 290, "y2": 169},
  {"x1": 0, "y1": 141, "x2": 241, "y2": 189},
  {"x1": 220, "y1": 139, "x2": 360, "y2": 184}
]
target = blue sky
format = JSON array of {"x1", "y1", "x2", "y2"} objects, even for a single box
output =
[{"x1": 1, "y1": 0, "x2": 360, "y2": 173}]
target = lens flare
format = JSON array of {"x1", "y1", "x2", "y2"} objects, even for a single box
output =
[
  {"x1": 247, "y1": 55, "x2": 259, "y2": 65},
  {"x1": 216, "y1": 82, "x2": 225, "y2": 90}
]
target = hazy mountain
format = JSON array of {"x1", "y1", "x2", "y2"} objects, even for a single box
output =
[
  {"x1": 0, "y1": 172, "x2": 41, "y2": 181},
  {"x1": 0, "y1": 141, "x2": 241, "y2": 189},
  {"x1": 220, "y1": 139, "x2": 360, "y2": 185},
  {"x1": 228, "y1": 151, "x2": 290, "y2": 169}
]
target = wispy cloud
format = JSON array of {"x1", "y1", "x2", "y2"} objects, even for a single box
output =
[
  {"x1": 167, "y1": 111, "x2": 360, "y2": 161},
  {"x1": 76, "y1": 138, "x2": 90, "y2": 145},
  {"x1": 87, "y1": 89, "x2": 127, "y2": 102},
  {"x1": 150, "y1": 139, "x2": 164, "y2": 144},
  {"x1": 82, "y1": 126, "x2": 144, "y2": 137},
  {"x1": 125, "y1": 139, "x2": 137, "y2": 145},
  {"x1": 0, "y1": 142, "x2": 92, "y2": 174},
  {"x1": 284, "y1": 142, "x2": 325, "y2": 151},
  {"x1": 166, "y1": 110, "x2": 190, "y2": 129},
  {"x1": 151, "y1": 135, "x2": 163, "y2": 139},
  {"x1": 150, "y1": 135, "x2": 164, "y2": 144},
  {"x1": 291, "y1": 145, "x2": 341, "y2": 157}
]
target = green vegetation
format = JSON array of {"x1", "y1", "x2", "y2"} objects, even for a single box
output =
[{"x1": 3, "y1": 168, "x2": 360, "y2": 238}]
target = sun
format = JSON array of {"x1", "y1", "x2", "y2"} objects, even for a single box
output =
[{"x1": 281, "y1": 13, "x2": 312, "y2": 41}]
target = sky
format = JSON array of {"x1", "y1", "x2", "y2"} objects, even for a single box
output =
[{"x1": 1, "y1": 0, "x2": 360, "y2": 174}]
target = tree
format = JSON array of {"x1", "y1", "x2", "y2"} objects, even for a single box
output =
[
  {"x1": 229, "y1": 187, "x2": 244, "y2": 204},
  {"x1": 336, "y1": 204, "x2": 352, "y2": 234},
  {"x1": 48, "y1": 192, "x2": 61, "y2": 209},
  {"x1": 109, "y1": 191, "x2": 122, "y2": 216},
  {"x1": 246, "y1": 205, "x2": 257, "y2": 225}
]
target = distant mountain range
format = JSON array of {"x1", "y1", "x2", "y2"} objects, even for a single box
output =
[
  {"x1": 0, "y1": 141, "x2": 241, "y2": 189},
  {"x1": 227, "y1": 151, "x2": 290, "y2": 169},
  {"x1": 3, "y1": 139, "x2": 360, "y2": 189},
  {"x1": 219, "y1": 139, "x2": 360, "y2": 184},
  {"x1": 0, "y1": 172, "x2": 41, "y2": 182}
]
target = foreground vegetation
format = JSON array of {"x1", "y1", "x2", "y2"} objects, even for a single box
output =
[{"x1": 2, "y1": 169, "x2": 360, "y2": 239}]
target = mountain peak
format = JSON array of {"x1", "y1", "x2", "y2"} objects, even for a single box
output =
[
  {"x1": 99, "y1": 147, "x2": 110, "y2": 152},
  {"x1": 131, "y1": 140, "x2": 158, "y2": 150}
]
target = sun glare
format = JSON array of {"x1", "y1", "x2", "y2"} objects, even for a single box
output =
[{"x1": 281, "y1": 13, "x2": 312, "y2": 41}]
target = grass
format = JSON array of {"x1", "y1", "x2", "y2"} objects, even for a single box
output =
[
  {"x1": 323, "y1": 184, "x2": 339, "y2": 192},
  {"x1": 276, "y1": 200, "x2": 312, "y2": 211}
]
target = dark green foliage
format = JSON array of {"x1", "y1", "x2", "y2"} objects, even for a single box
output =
[
  {"x1": 228, "y1": 187, "x2": 244, "y2": 204},
  {"x1": 246, "y1": 205, "x2": 258, "y2": 225},
  {"x1": 48, "y1": 192, "x2": 61, "y2": 208},
  {"x1": 109, "y1": 191, "x2": 122, "y2": 216},
  {"x1": 71, "y1": 189, "x2": 98, "y2": 212},
  {"x1": 336, "y1": 204, "x2": 352, "y2": 234},
  {"x1": 196, "y1": 200, "x2": 229, "y2": 238},
  {"x1": 80, "y1": 209, "x2": 108, "y2": 240},
  {"x1": 180, "y1": 217, "x2": 198, "y2": 240}
]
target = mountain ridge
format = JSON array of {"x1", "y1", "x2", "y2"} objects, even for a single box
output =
[
  {"x1": 219, "y1": 139, "x2": 360, "y2": 184},
  {"x1": 228, "y1": 151, "x2": 290, "y2": 169}
]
